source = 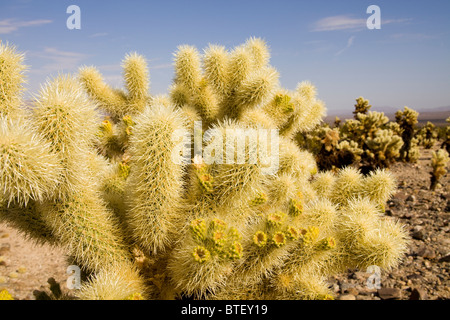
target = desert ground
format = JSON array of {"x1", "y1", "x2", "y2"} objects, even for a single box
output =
[{"x1": 0, "y1": 146, "x2": 448, "y2": 300}]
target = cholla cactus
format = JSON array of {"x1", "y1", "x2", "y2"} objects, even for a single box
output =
[
  {"x1": 442, "y1": 117, "x2": 450, "y2": 153},
  {"x1": 417, "y1": 121, "x2": 438, "y2": 149},
  {"x1": 430, "y1": 149, "x2": 449, "y2": 190},
  {"x1": 396, "y1": 106, "x2": 420, "y2": 162},
  {"x1": 337, "y1": 110, "x2": 403, "y2": 171},
  {"x1": 0, "y1": 40, "x2": 27, "y2": 118},
  {"x1": 0, "y1": 39, "x2": 409, "y2": 300},
  {"x1": 365, "y1": 129, "x2": 404, "y2": 168},
  {"x1": 297, "y1": 125, "x2": 359, "y2": 171},
  {"x1": 353, "y1": 96, "x2": 371, "y2": 119}
]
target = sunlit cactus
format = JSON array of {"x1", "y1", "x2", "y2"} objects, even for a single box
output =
[
  {"x1": 0, "y1": 39, "x2": 409, "y2": 301},
  {"x1": 417, "y1": 121, "x2": 438, "y2": 149},
  {"x1": 0, "y1": 41, "x2": 27, "y2": 118},
  {"x1": 353, "y1": 96, "x2": 371, "y2": 119},
  {"x1": 396, "y1": 106, "x2": 420, "y2": 162},
  {"x1": 430, "y1": 149, "x2": 449, "y2": 190}
]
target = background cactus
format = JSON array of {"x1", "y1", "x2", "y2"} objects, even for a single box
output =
[
  {"x1": 395, "y1": 106, "x2": 420, "y2": 163},
  {"x1": 0, "y1": 39, "x2": 409, "y2": 300},
  {"x1": 417, "y1": 121, "x2": 438, "y2": 149},
  {"x1": 430, "y1": 149, "x2": 449, "y2": 191}
]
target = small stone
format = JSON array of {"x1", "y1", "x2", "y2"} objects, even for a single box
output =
[
  {"x1": 410, "y1": 288, "x2": 427, "y2": 300},
  {"x1": 438, "y1": 254, "x2": 450, "y2": 263},
  {"x1": 339, "y1": 294, "x2": 356, "y2": 300},
  {"x1": 412, "y1": 228, "x2": 425, "y2": 240},
  {"x1": 346, "y1": 287, "x2": 359, "y2": 296},
  {"x1": 406, "y1": 195, "x2": 416, "y2": 203},
  {"x1": 0, "y1": 276, "x2": 7, "y2": 284},
  {"x1": 377, "y1": 287, "x2": 401, "y2": 300},
  {"x1": 0, "y1": 243, "x2": 10, "y2": 255},
  {"x1": 8, "y1": 272, "x2": 19, "y2": 279},
  {"x1": 0, "y1": 233, "x2": 9, "y2": 239},
  {"x1": 417, "y1": 247, "x2": 436, "y2": 259}
]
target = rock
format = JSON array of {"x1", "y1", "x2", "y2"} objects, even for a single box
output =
[
  {"x1": 0, "y1": 243, "x2": 10, "y2": 255},
  {"x1": 417, "y1": 246, "x2": 436, "y2": 259},
  {"x1": 406, "y1": 195, "x2": 416, "y2": 203},
  {"x1": 347, "y1": 287, "x2": 359, "y2": 296},
  {"x1": 438, "y1": 254, "x2": 450, "y2": 263},
  {"x1": 410, "y1": 288, "x2": 427, "y2": 300},
  {"x1": 412, "y1": 227, "x2": 425, "y2": 240},
  {"x1": 339, "y1": 294, "x2": 356, "y2": 300},
  {"x1": 377, "y1": 288, "x2": 401, "y2": 300}
]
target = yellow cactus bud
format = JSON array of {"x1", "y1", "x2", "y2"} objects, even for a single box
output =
[
  {"x1": 267, "y1": 212, "x2": 286, "y2": 227},
  {"x1": 286, "y1": 226, "x2": 300, "y2": 241},
  {"x1": 192, "y1": 246, "x2": 211, "y2": 263},
  {"x1": 253, "y1": 231, "x2": 268, "y2": 247},
  {"x1": 289, "y1": 198, "x2": 303, "y2": 217},
  {"x1": 272, "y1": 232, "x2": 286, "y2": 247},
  {"x1": 190, "y1": 218, "x2": 207, "y2": 241}
]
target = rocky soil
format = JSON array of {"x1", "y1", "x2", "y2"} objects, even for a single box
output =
[{"x1": 0, "y1": 147, "x2": 448, "y2": 300}]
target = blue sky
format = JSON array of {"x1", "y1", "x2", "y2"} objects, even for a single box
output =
[{"x1": 1, "y1": 0, "x2": 449, "y2": 113}]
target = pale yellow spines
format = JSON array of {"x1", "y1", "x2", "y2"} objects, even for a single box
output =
[
  {"x1": 203, "y1": 44, "x2": 230, "y2": 97},
  {"x1": 265, "y1": 173, "x2": 298, "y2": 208},
  {"x1": 336, "y1": 197, "x2": 380, "y2": 248},
  {"x1": 39, "y1": 187, "x2": 133, "y2": 273},
  {"x1": 226, "y1": 45, "x2": 253, "y2": 92},
  {"x1": 125, "y1": 104, "x2": 187, "y2": 254},
  {"x1": 77, "y1": 262, "x2": 148, "y2": 300},
  {"x1": 174, "y1": 45, "x2": 203, "y2": 92},
  {"x1": 233, "y1": 66, "x2": 279, "y2": 119},
  {"x1": 33, "y1": 74, "x2": 100, "y2": 199},
  {"x1": 301, "y1": 199, "x2": 338, "y2": 235},
  {"x1": 262, "y1": 89, "x2": 296, "y2": 127},
  {"x1": 244, "y1": 37, "x2": 270, "y2": 70},
  {"x1": 362, "y1": 168, "x2": 397, "y2": 206},
  {"x1": 233, "y1": 211, "x2": 296, "y2": 285},
  {"x1": 210, "y1": 120, "x2": 265, "y2": 209},
  {"x1": 329, "y1": 167, "x2": 364, "y2": 205},
  {"x1": 168, "y1": 217, "x2": 243, "y2": 298},
  {"x1": 0, "y1": 41, "x2": 27, "y2": 117},
  {"x1": 430, "y1": 149, "x2": 449, "y2": 190},
  {"x1": 270, "y1": 270, "x2": 334, "y2": 300},
  {"x1": 34, "y1": 74, "x2": 99, "y2": 153},
  {"x1": 0, "y1": 117, "x2": 61, "y2": 206},
  {"x1": 311, "y1": 171, "x2": 336, "y2": 199},
  {"x1": 173, "y1": 45, "x2": 219, "y2": 125},
  {"x1": 279, "y1": 81, "x2": 326, "y2": 137},
  {"x1": 350, "y1": 217, "x2": 409, "y2": 270},
  {"x1": 122, "y1": 52, "x2": 150, "y2": 113},
  {"x1": 78, "y1": 66, "x2": 128, "y2": 118},
  {"x1": 279, "y1": 138, "x2": 317, "y2": 182}
]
